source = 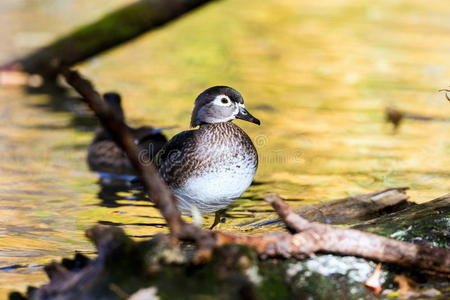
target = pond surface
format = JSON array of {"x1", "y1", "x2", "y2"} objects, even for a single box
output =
[{"x1": 1, "y1": 0, "x2": 450, "y2": 296}]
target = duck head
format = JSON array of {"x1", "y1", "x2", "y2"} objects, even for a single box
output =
[
  {"x1": 191, "y1": 86, "x2": 260, "y2": 127},
  {"x1": 103, "y1": 92, "x2": 125, "y2": 121}
]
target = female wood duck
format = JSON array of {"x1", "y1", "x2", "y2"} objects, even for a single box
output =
[
  {"x1": 87, "y1": 92, "x2": 167, "y2": 177},
  {"x1": 154, "y1": 86, "x2": 260, "y2": 216}
]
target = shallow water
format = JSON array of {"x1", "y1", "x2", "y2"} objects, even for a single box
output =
[{"x1": 1, "y1": 0, "x2": 450, "y2": 296}]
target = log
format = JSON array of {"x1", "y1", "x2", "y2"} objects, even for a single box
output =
[
  {"x1": 296, "y1": 187, "x2": 412, "y2": 223},
  {"x1": 353, "y1": 193, "x2": 450, "y2": 249},
  {"x1": 2, "y1": 0, "x2": 218, "y2": 79},
  {"x1": 243, "y1": 187, "x2": 412, "y2": 229}
]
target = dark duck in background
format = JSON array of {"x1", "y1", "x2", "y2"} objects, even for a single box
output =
[{"x1": 87, "y1": 92, "x2": 167, "y2": 180}]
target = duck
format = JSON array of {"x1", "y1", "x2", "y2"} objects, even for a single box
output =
[
  {"x1": 154, "y1": 86, "x2": 260, "y2": 220},
  {"x1": 87, "y1": 92, "x2": 167, "y2": 178}
]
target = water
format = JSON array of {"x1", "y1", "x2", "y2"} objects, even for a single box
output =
[{"x1": 1, "y1": 0, "x2": 450, "y2": 296}]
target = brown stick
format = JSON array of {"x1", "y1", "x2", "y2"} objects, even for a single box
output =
[
  {"x1": 63, "y1": 69, "x2": 450, "y2": 276},
  {"x1": 62, "y1": 70, "x2": 210, "y2": 245},
  {"x1": 265, "y1": 193, "x2": 450, "y2": 276}
]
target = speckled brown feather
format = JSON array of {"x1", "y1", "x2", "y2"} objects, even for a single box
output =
[{"x1": 155, "y1": 122, "x2": 258, "y2": 188}]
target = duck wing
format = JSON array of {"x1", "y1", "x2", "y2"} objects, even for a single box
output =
[{"x1": 154, "y1": 129, "x2": 198, "y2": 188}]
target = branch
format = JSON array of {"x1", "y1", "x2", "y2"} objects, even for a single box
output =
[
  {"x1": 439, "y1": 88, "x2": 450, "y2": 102},
  {"x1": 266, "y1": 194, "x2": 450, "y2": 276},
  {"x1": 62, "y1": 70, "x2": 209, "y2": 245}
]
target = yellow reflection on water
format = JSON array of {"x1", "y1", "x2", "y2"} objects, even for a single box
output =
[{"x1": 0, "y1": 0, "x2": 449, "y2": 296}]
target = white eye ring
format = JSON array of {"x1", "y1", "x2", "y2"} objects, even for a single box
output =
[{"x1": 213, "y1": 95, "x2": 232, "y2": 106}]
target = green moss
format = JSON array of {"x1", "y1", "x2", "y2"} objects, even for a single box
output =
[{"x1": 354, "y1": 196, "x2": 450, "y2": 249}]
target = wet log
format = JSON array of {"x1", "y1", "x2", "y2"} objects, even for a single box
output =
[
  {"x1": 298, "y1": 187, "x2": 411, "y2": 224},
  {"x1": 2, "y1": 0, "x2": 218, "y2": 79},
  {"x1": 353, "y1": 194, "x2": 450, "y2": 249},
  {"x1": 244, "y1": 187, "x2": 412, "y2": 229}
]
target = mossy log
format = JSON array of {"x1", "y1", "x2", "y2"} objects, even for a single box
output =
[
  {"x1": 2, "y1": 0, "x2": 218, "y2": 78},
  {"x1": 9, "y1": 195, "x2": 450, "y2": 300}
]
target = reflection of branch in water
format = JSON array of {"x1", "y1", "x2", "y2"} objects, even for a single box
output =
[
  {"x1": 438, "y1": 88, "x2": 450, "y2": 101},
  {"x1": 63, "y1": 69, "x2": 450, "y2": 276},
  {"x1": 385, "y1": 105, "x2": 450, "y2": 132}
]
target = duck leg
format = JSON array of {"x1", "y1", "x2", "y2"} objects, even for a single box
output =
[{"x1": 209, "y1": 209, "x2": 227, "y2": 230}]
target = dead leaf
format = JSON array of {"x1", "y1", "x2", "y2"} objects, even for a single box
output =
[{"x1": 365, "y1": 263, "x2": 383, "y2": 294}]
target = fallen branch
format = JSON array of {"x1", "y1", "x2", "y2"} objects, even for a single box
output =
[
  {"x1": 2, "y1": 0, "x2": 218, "y2": 79},
  {"x1": 266, "y1": 194, "x2": 450, "y2": 276},
  {"x1": 63, "y1": 69, "x2": 450, "y2": 277}
]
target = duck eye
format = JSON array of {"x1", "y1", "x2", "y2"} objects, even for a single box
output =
[{"x1": 221, "y1": 98, "x2": 229, "y2": 104}]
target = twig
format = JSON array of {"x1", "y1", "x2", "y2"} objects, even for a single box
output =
[{"x1": 438, "y1": 88, "x2": 450, "y2": 101}]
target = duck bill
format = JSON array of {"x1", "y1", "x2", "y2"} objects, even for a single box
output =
[{"x1": 236, "y1": 106, "x2": 261, "y2": 125}]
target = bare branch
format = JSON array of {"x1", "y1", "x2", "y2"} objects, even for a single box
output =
[
  {"x1": 438, "y1": 88, "x2": 450, "y2": 101},
  {"x1": 266, "y1": 193, "x2": 450, "y2": 276},
  {"x1": 62, "y1": 70, "x2": 207, "y2": 244}
]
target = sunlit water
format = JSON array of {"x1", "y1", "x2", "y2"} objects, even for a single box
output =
[{"x1": 1, "y1": 0, "x2": 449, "y2": 296}]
